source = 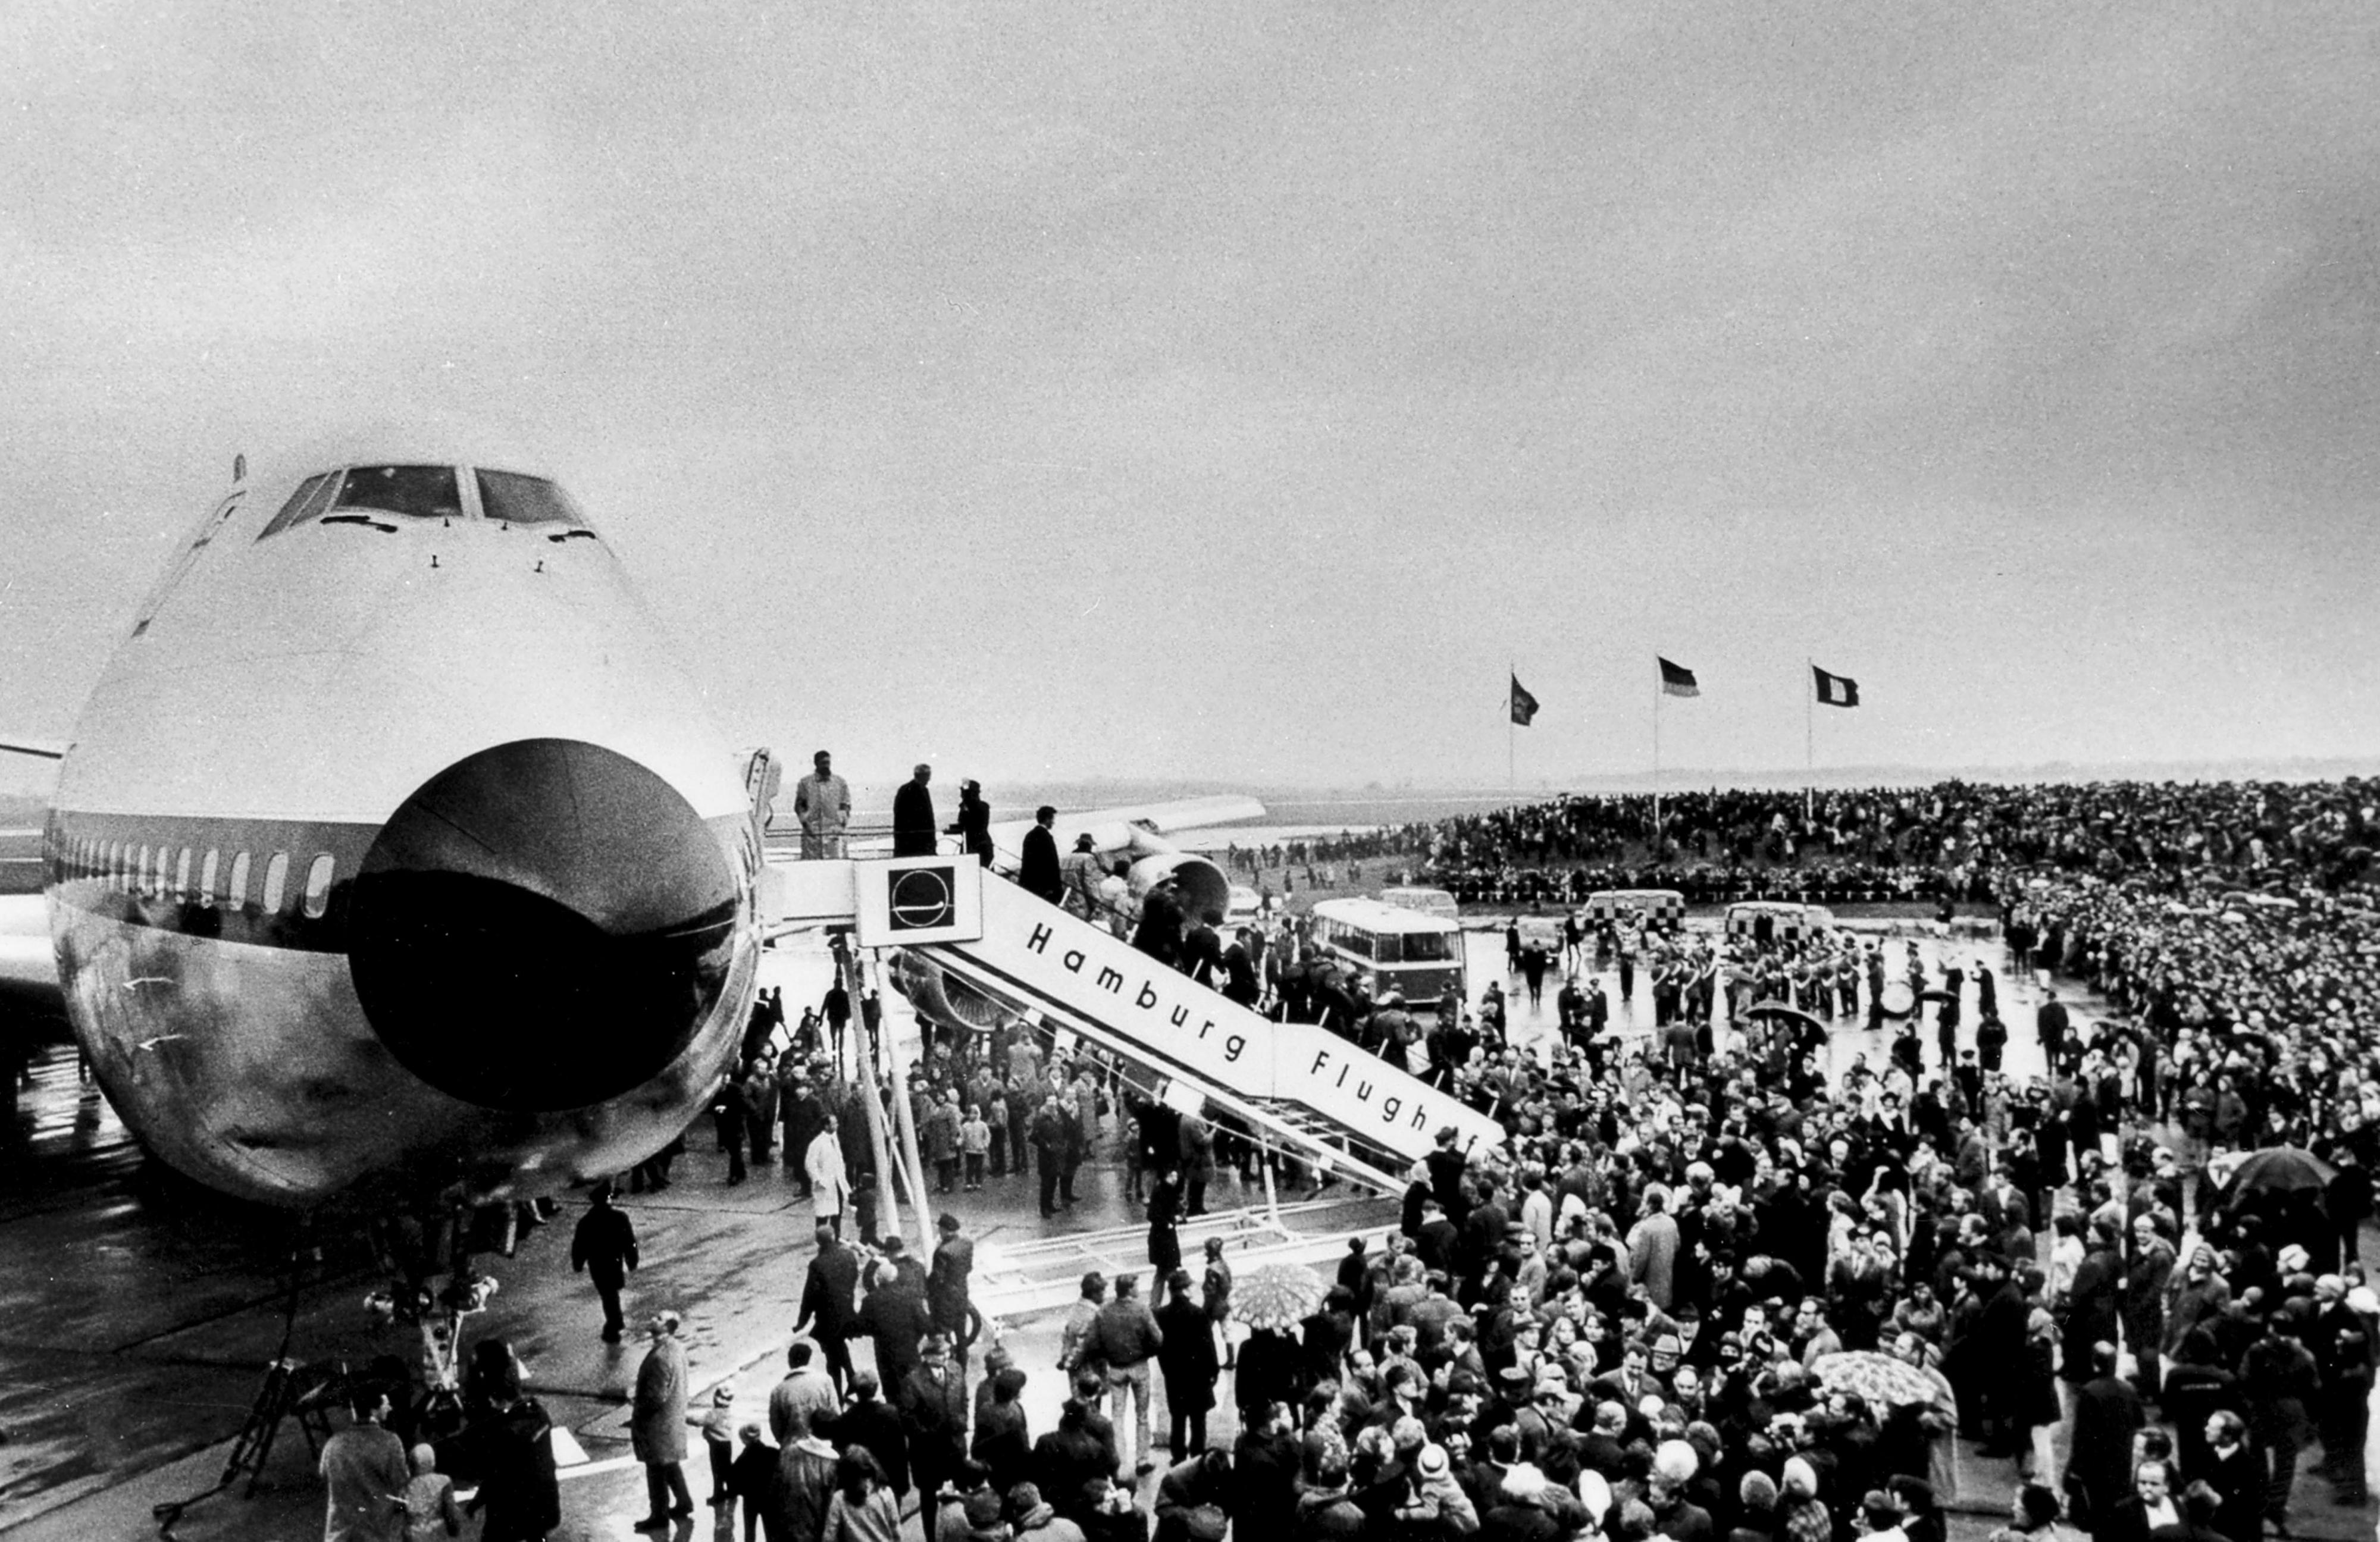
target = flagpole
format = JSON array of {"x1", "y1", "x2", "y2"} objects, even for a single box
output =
[
  {"x1": 1805, "y1": 657, "x2": 1815, "y2": 825},
  {"x1": 1508, "y1": 659, "x2": 1515, "y2": 794},
  {"x1": 1651, "y1": 656, "x2": 1661, "y2": 855}
]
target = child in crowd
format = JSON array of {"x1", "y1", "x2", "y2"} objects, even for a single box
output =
[
  {"x1": 693, "y1": 1384, "x2": 738, "y2": 1505},
  {"x1": 401, "y1": 1442, "x2": 464, "y2": 1541}
]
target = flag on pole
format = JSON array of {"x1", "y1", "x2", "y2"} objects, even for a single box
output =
[
  {"x1": 1812, "y1": 665, "x2": 1860, "y2": 708},
  {"x1": 1510, "y1": 675, "x2": 1539, "y2": 726},
  {"x1": 1657, "y1": 657, "x2": 1699, "y2": 698}
]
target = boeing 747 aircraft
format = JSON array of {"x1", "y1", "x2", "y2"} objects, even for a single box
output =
[
  {"x1": 0, "y1": 430, "x2": 1283, "y2": 1212},
  {"x1": 1, "y1": 432, "x2": 765, "y2": 1208}
]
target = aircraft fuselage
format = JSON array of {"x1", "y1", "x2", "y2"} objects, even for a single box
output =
[{"x1": 39, "y1": 440, "x2": 763, "y2": 1207}]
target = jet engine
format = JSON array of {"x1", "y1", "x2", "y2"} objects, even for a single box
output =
[{"x1": 1121, "y1": 847, "x2": 1230, "y2": 926}]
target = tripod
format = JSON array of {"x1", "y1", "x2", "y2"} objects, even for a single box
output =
[{"x1": 155, "y1": 1215, "x2": 331, "y2": 1537}]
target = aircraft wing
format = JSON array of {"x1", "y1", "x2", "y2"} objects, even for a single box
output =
[{"x1": 985, "y1": 794, "x2": 1266, "y2": 853}]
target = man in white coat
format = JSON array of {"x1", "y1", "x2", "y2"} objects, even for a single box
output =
[{"x1": 806, "y1": 1114, "x2": 851, "y2": 1237}]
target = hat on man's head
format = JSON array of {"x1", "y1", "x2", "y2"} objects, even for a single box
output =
[
  {"x1": 964, "y1": 1491, "x2": 1006, "y2": 1528},
  {"x1": 939, "y1": 1213, "x2": 962, "y2": 1232}
]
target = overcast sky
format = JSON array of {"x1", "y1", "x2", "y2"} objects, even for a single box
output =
[{"x1": 4, "y1": 1, "x2": 2376, "y2": 795}]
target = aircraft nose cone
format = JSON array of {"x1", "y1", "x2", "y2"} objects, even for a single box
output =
[{"x1": 347, "y1": 738, "x2": 741, "y2": 1114}]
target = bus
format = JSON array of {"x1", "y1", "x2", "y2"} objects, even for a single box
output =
[
  {"x1": 1310, "y1": 897, "x2": 1468, "y2": 1008},
  {"x1": 1376, "y1": 885, "x2": 1460, "y2": 921}
]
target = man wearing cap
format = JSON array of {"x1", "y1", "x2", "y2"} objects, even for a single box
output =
[
  {"x1": 791, "y1": 750, "x2": 852, "y2": 860},
  {"x1": 898, "y1": 1333, "x2": 970, "y2": 1505},
  {"x1": 1062, "y1": 833, "x2": 1105, "y2": 922}
]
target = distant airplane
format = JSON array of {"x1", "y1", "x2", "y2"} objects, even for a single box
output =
[{"x1": 0, "y1": 432, "x2": 1266, "y2": 1213}]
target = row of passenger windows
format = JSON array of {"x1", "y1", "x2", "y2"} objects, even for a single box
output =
[{"x1": 62, "y1": 836, "x2": 337, "y2": 920}]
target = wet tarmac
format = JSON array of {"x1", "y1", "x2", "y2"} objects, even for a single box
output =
[{"x1": 0, "y1": 916, "x2": 2370, "y2": 1540}]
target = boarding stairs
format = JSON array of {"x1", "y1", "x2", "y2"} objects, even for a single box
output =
[{"x1": 765, "y1": 857, "x2": 1503, "y2": 1198}]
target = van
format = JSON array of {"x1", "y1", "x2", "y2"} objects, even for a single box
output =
[
  {"x1": 1582, "y1": 889, "x2": 1686, "y2": 927},
  {"x1": 1725, "y1": 900, "x2": 1835, "y2": 943}
]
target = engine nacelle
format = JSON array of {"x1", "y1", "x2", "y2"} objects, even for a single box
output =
[{"x1": 1124, "y1": 848, "x2": 1230, "y2": 927}]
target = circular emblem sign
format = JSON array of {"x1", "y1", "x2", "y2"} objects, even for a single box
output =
[{"x1": 889, "y1": 866, "x2": 956, "y2": 930}]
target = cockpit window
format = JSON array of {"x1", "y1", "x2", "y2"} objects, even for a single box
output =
[
  {"x1": 333, "y1": 465, "x2": 462, "y2": 520},
  {"x1": 476, "y1": 470, "x2": 589, "y2": 529},
  {"x1": 255, "y1": 473, "x2": 340, "y2": 540}
]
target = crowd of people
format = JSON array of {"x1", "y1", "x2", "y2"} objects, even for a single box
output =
[{"x1": 319, "y1": 773, "x2": 2379, "y2": 1542}]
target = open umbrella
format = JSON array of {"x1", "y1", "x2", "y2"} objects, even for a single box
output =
[
  {"x1": 1809, "y1": 1349, "x2": 1940, "y2": 1410},
  {"x1": 1746, "y1": 1002, "x2": 1827, "y2": 1035},
  {"x1": 1230, "y1": 1261, "x2": 1326, "y2": 1332},
  {"x1": 2207, "y1": 1146, "x2": 2335, "y2": 1198}
]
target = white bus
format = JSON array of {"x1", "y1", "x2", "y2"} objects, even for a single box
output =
[{"x1": 1311, "y1": 897, "x2": 1468, "y2": 1007}]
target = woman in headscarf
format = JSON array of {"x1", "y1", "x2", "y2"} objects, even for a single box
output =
[{"x1": 1777, "y1": 1455, "x2": 1831, "y2": 1542}]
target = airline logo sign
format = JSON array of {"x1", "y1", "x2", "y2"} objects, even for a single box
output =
[
  {"x1": 972, "y1": 887, "x2": 1500, "y2": 1161},
  {"x1": 854, "y1": 858, "x2": 985, "y2": 947}
]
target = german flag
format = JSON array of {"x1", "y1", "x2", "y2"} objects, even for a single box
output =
[{"x1": 1658, "y1": 658, "x2": 1699, "y2": 698}]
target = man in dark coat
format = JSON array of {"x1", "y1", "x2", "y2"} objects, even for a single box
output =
[
  {"x1": 897, "y1": 1333, "x2": 970, "y2": 1504},
  {"x1": 2037, "y1": 991, "x2": 2070, "y2": 1066},
  {"x1": 1019, "y1": 806, "x2": 1066, "y2": 904},
  {"x1": 1973, "y1": 1256, "x2": 2034, "y2": 1453},
  {"x1": 1230, "y1": 1400, "x2": 1300, "y2": 1541},
  {"x1": 929, "y1": 1214, "x2": 976, "y2": 1358},
  {"x1": 860, "y1": 1239, "x2": 935, "y2": 1391},
  {"x1": 569, "y1": 1184, "x2": 638, "y2": 1342},
  {"x1": 2198, "y1": 1412, "x2": 2262, "y2": 1542},
  {"x1": 2094, "y1": 1458, "x2": 2180, "y2": 1542},
  {"x1": 2068, "y1": 1342, "x2": 2146, "y2": 1527},
  {"x1": 1155, "y1": 1268, "x2": 1219, "y2": 1456},
  {"x1": 892, "y1": 764, "x2": 937, "y2": 857},
  {"x1": 2063, "y1": 1224, "x2": 2124, "y2": 1381},
  {"x1": 794, "y1": 1223, "x2": 863, "y2": 1393},
  {"x1": 821, "y1": 1372, "x2": 910, "y2": 1497}
]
